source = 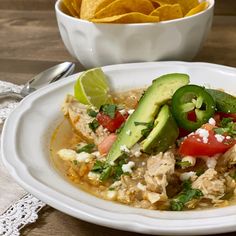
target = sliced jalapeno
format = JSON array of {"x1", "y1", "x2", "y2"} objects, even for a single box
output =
[{"x1": 172, "y1": 85, "x2": 216, "y2": 131}]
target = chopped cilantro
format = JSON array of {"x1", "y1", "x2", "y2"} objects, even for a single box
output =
[
  {"x1": 73, "y1": 160, "x2": 78, "y2": 165},
  {"x1": 91, "y1": 155, "x2": 128, "y2": 182},
  {"x1": 91, "y1": 160, "x2": 112, "y2": 181},
  {"x1": 89, "y1": 119, "x2": 99, "y2": 132},
  {"x1": 170, "y1": 180, "x2": 203, "y2": 211},
  {"x1": 100, "y1": 166, "x2": 112, "y2": 181},
  {"x1": 196, "y1": 168, "x2": 205, "y2": 176},
  {"x1": 113, "y1": 158, "x2": 127, "y2": 180},
  {"x1": 91, "y1": 160, "x2": 104, "y2": 173},
  {"x1": 134, "y1": 121, "x2": 154, "y2": 138},
  {"x1": 214, "y1": 117, "x2": 236, "y2": 137},
  {"x1": 87, "y1": 109, "x2": 98, "y2": 117},
  {"x1": 100, "y1": 104, "x2": 117, "y2": 118},
  {"x1": 76, "y1": 143, "x2": 95, "y2": 153},
  {"x1": 176, "y1": 161, "x2": 192, "y2": 168}
]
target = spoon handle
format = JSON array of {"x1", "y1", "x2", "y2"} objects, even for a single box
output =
[
  {"x1": 20, "y1": 62, "x2": 75, "y2": 97},
  {"x1": 0, "y1": 62, "x2": 75, "y2": 101}
]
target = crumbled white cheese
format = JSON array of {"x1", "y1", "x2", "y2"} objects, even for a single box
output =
[
  {"x1": 226, "y1": 136, "x2": 231, "y2": 140},
  {"x1": 91, "y1": 151, "x2": 101, "y2": 158},
  {"x1": 109, "y1": 160, "x2": 115, "y2": 166},
  {"x1": 126, "y1": 130, "x2": 131, "y2": 136},
  {"x1": 206, "y1": 156, "x2": 218, "y2": 169},
  {"x1": 130, "y1": 144, "x2": 142, "y2": 157},
  {"x1": 147, "y1": 192, "x2": 161, "y2": 204},
  {"x1": 128, "y1": 109, "x2": 135, "y2": 115},
  {"x1": 208, "y1": 117, "x2": 216, "y2": 126},
  {"x1": 120, "y1": 145, "x2": 130, "y2": 153},
  {"x1": 215, "y1": 134, "x2": 225, "y2": 143},
  {"x1": 106, "y1": 190, "x2": 117, "y2": 200},
  {"x1": 182, "y1": 156, "x2": 196, "y2": 167},
  {"x1": 87, "y1": 171, "x2": 100, "y2": 181},
  {"x1": 122, "y1": 161, "x2": 135, "y2": 173},
  {"x1": 119, "y1": 109, "x2": 127, "y2": 115},
  {"x1": 180, "y1": 171, "x2": 196, "y2": 181},
  {"x1": 76, "y1": 152, "x2": 93, "y2": 163},
  {"x1": 110, "y1": 181, "x2": 122, "y2": 188},
  {"x1": 137, "y1": 182, "x2": 146, "y2": 191},
  {"x1": 57, "y1": 149, "x2": 76, "y2": 161},
  {"x1": 196, "y1": 128, "x2": 209, "y2": 143}
]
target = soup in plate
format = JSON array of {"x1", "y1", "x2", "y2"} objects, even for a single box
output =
[{"x1": 51, "y1": 70, "x2": 236, "y2": 211}]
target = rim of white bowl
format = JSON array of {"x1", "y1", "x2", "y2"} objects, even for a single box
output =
[
  {"x1": 55, "y1": 0, "x2": 215, "y2": 27},
  {"x1": 55, "y1": 0, "x2": 215, "y2": 26},
  {"x1": 2, "y1": 61, "x2": 236, "y2": 235}
]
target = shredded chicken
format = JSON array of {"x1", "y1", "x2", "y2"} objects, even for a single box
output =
[
  {"x1": 192, "y1": 169, "x2": 226, "y2": 201},
  {"x1": 144, "y1": 151, "x2": 175, "y2": 203},
  {"x1": 62, "y1": 95, "x2": 109, "y2": 144},
  {"x1": 217, "y1": 145, "x2": 236, "y2": 172}
]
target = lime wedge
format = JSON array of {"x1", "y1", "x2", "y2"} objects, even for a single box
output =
[{"x1": 74, "y1": 68, "x2": 113, "y2": 108}]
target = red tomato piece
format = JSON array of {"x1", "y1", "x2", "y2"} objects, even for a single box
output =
[
  {"x1": 98, "y1": 133, "x2": 117, "y2": 155},
  {"x1": 215, "y1": 112, "x2": 236, "y2": 122},
  {"x1": 96, "y1": 111, "x2": 127, "y2": 132},
  {"x1": 179, "y1": 130, "x2": 236, "y2": 157}
]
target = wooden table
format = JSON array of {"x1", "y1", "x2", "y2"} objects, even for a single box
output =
[{"x1": 0, "y1": 0, "x2": 236, "y2": 235}]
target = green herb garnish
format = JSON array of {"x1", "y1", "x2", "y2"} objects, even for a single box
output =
[
  {"x1": 73, "y1": 160, "x2": 78, "y2": 165},
  {"x1": 89, "y1": 119, "x2": 99, "y2": 132},
  {"x1": 100, "y1": 166, "x2": 112, "y2": 181},
  {"x1": 100, "y1": 104, "x2": 117, "y2": 118},
  {"x1": 91, "y1": 155, "x2": 128, "y2": 182},
  {"x1": 214, "y1": 118, "x2": 236, "y2": 137},
  {"x1": 76, "y1": 143, "x2": 95, "y2": 153},
  {"x1": 176, "y1": 161, "x2": 192, "y2": 168},
  {"x1": 91, "y1": 160, "x2": 104, "y2": 173},
  {"x1": 134, "y1": 121, "x2": 154, "y2": 138},
  {"x1": 170, "y1": 180, "x2": 203, "y2": 211},
  {"x1": 87, "y1": 109, "x2": 98, "y2": 117}
]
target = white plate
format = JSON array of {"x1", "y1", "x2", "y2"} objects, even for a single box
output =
[{"x1": 2, "y1": 62, "x2": 236, "y2": 235}]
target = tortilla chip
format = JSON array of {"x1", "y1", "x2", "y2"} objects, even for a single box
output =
[
  {"x1": 94, "y1": 0, "x2": 155, "y2": 19},
  {"x1": 63, "y1": 0, "x2": 79, "y2": 17},
  {"x1": 150, "y1": 0, "x2": 199, "y2": 15},
  {"x1": 72, "y1": 0, "x2": 82, "y2": 16},
  {"x1": 185, "y1": 2, "x2": 209, "y2": 17},
  {"x1": 150, "y1": 4, "x2": 183, "y2": 21},
  {"x1": 91, "y1": 12, "x2": 160, "y2": 23},
  {"x1": 80, "y1": 0, "x2": 116, "y2": 20}
]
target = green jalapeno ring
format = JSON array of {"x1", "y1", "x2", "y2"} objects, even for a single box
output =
[{"x1": 172, "y1": 85, "x2": 216, "y2": 131}]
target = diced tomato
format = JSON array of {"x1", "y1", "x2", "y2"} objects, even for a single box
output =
[
  {"x1": 98, "y1": 133, "x2": 117, "y2": 155},
  {"x1": 179, "y1": 130, "x2": 236, "y2": 157},
  {"x1": 214, "y1": 112, "x2": 236, "y2": 122},
  {"x1": 97, "y1": 111, "x2": 127, "y2": 133}
]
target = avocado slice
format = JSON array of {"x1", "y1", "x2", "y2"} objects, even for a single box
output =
[
  {"x1": 106, "y1": 73, "x2": 189, "y2": 164},
  {"x1": 206, "y1": 89, "x2": 236, "y2": 113},
  {"x1": 141, "y1": 105, "x2": 179, "y2": 154}
]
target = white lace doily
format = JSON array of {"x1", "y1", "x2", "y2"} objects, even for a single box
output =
[
  {"x1": 0, "y1": 194, "x2": 46, "y2": 236},
  {"x1": 0, "y1": 81, "x2": 46, "y2": 235}
]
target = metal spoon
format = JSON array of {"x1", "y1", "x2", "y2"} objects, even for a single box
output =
[{"x1": 0, "y1": 62, "x2": 75, "y2": 101}]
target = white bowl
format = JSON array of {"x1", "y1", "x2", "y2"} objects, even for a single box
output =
[
  {"x1": 2, "y1": 62, "x2": 236, "y2": 235},
  {"x1": 55, "y1": 0, "x2": 214, "y2": 68}
]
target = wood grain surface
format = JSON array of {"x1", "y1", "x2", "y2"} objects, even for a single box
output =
[{"x1": 0, "y1": 0, "x2": 236, "y2": 235}]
